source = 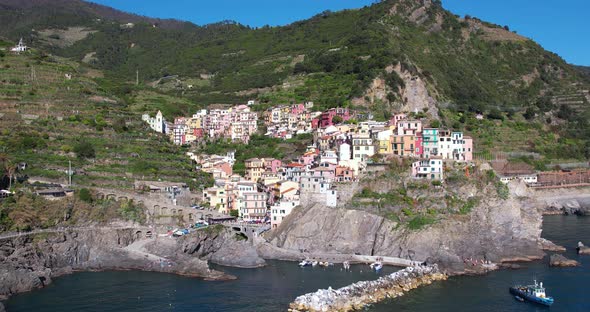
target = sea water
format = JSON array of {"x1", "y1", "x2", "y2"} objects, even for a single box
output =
[{"x1": 4, "y1": 216, "x2": 589, "y2": 312}]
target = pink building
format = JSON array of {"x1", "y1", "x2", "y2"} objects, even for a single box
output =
[
  {"x1": 240, "y1": 192, "x2": 268, "y2": 221},
  {"x1": 388, "y1": 113, "x2": 407, "y2": 128},
  {"x1": 335, "y1": 166, "x2": 355, "y2": 182},
  {"x1": 311, "y1": 167, "x2": 335, "y2": 181},
  {"x1": 291, "y1": 103, "x2": 306, "y2": 115},
  {"x1": 300, "y1": 151, "x2": 317, "y2": 166},
  {"x1": 313, "y1": 108, "x2": 352, "y2": 129},
  {"x1": 464, "y1": 136, "x2": 473, "y2": 161},
  {"x1": 264, "y1": 158, "x2": 283, "y2": 173}
]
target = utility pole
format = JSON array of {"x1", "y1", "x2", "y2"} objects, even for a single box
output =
[
  {"x1": 136, "y1": 69, "x2": 139, "y2": 86},
  {"x1": 68, "y1": 160, "x2": 72, "y2": 186}
]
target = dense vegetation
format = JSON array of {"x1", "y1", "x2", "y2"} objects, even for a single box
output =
[
  {"x1": 0, "y1": 0, "x2": 588, "y2": 179},
  {"x1": 2, "y1": 0, "x2": 587, "y2": 160},
  {"x1": 0, "y1": 51, "x2": 212, "y2": 190}
]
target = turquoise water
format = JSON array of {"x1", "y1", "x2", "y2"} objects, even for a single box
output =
[{"x1": 4, "y1": 215, "x2": 589, "y2": 311}]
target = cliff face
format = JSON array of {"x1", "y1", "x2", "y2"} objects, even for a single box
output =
[
  {"x1": 269, "y1": 181, "x2": 552, "y2": 273},
  {"x1": 0, "y1": 227, "x2": 234, "y2": 300}
]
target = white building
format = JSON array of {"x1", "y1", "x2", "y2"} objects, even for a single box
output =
[
  {"x1": 411, "y1": 158, "x2": 444, "y2": 180},
  {"x1": 339, "y1": 143, "x2": 351, "y2": 161},
  {"x1": 499, "y1": 174, "x2": 538, "y2": 184},
  {"x1": 142, "y1": 110, "x2": 167, "y2": 134},
  {"x1": 270, "y1": 199, "x2": 300, "y2": 229},
  {"x1": 352, "y1": 134, "x2": 375, "y2": 162},
  {"x1": 320, "y1": 150, "x2": 338, "y2": 165},
  {"x1": 10, "y1": 38, "x2": 27, "y2": 53}
]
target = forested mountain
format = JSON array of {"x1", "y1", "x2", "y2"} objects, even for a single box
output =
[{"x1": 1, "y1": 0, "x2": 589, "y2": 159}]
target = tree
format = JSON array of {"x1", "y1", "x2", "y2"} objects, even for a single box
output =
[
  {"x1": 229, "y1": 209, "x2": 239, "y2": 218},
  {"x1": 430, "y1": 120, "x2": 441, "y2": 128},
  {"x1": 74, "y1": 141, "x2": 96, "y2": 159},
  {"x1": 112, "y1": 117, "x2": 128, "y2": 133},
  {"x1": 523, "y1": 107, "x2": 536, "y2": 120},
  {"x1": 78, "y1": 188, "x2": 93, "y2": 203},
  {"x1": 332, "y1": 115, "x2": 343, "y2": 124}
]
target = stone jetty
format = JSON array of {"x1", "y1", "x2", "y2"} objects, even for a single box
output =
[{"x1": 289, "y1": 265, "x2": 447, "y2": 312}]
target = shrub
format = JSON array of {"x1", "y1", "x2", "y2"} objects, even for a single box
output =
[
  {"x1": 78, "y1": 188, "x2": 93, "y2": 203},
  {"x1": 408, "y1": 215, "x2": 435, "y2": 230},
  {"x1": 74, "y1": 141, "x2": 96, "y2": 158},
  {"x1": 229, "y1": 209, "x2": 239, "y2": 217},
  {"x1": 495, "y1": 182, "x2": 509, "y2": 200},
  {"x1": 119, "y1": 200, "x2": 146, "y2": 224}
]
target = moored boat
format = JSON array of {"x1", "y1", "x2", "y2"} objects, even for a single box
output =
[
  {"x1": 509, "y1": 280, "x2": 554, "y2": 306},
  {"x1": 299, "y1": 260, "x2": 311, "y2": 267},
  {"x1": 369, "y1": 261, "x2": 383, "y2": 271},
  {"x1": 343, "y1": 261, "x2": 350, "y2": 270}
]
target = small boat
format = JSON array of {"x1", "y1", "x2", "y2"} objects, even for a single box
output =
[
  {"x1": 299, "y1": 260, "x2": 311, "y2": 267},
  {"x1": 311, "y1": 261, "x2": 318, "y2": 267},
  {"x1": 343, "y1": 261, "x2": 350, "y2": 270},
  {"x1": 514, "y1": 296, "x2": 524, "y2": 302},
  {"x1": 509, "y1": 280, "x2": 554, "y2": 306},
  {"x1": 370, "y1": 261, "x2": 383, "y2": 271}
]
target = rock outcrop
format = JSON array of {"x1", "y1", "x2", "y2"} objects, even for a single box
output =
[
  {"x1": 0, "y1": 227, "x2": 233, "y2": 300},
  {"x1": 181, "y1": 227, "x2": 266, "y2": 268},
  {"x1": 268, "y1": 183, "x2": 544, "y2": 274},
  {"x1": 289, "y1": 265, "x2": 446, "y2": 312},
  {"x1": 549, "y1": 254, "x2": 579, "y2": 267},
  {"x1": 540, "y1": 238, "x2": 566, "y2": 252},
  {"x1": 533, "y1": 187, "x2": 590, "y2": 215},
  {"x1": 577, "y1": 242, "x2": 590, "y2": 255}
]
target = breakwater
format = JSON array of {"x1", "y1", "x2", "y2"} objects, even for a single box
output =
[{"x1": 289, "y1": 265, "x2": 447, "y2": 312}]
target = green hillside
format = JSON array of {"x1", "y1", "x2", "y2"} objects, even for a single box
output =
[
  {"x1": 0, "y1": 46, "x2": 212, "y2": 190},
  {"x1": 0, "y1": 0, "x2": 589, "y2": 161}
]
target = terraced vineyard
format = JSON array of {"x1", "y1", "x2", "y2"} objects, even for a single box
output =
[{"x1": 0, "y1": 49, "x2": 211, "y2": 190}]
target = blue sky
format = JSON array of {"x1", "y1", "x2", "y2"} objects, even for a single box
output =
[{"x1": 90, "y1": 0, "x2": 589, "y2": 65}]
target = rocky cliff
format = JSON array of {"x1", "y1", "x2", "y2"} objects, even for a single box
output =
[
  {"x1": 267, "y1": 181, "x2": 587, "y2": 274},
  {"x1": 0, "y1": 226, "x2": 246, "y2": 300}
]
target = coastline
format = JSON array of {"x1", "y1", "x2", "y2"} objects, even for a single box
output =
[{"x1": 2, "y1": 185, "x2": 590, "y2": 308}]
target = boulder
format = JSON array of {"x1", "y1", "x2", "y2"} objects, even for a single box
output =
[
  {"x1": 540, "y1": 238, "x2": 566, "y2": 252},
  {"x1": 549, "y1": 254, "x2": 579, "y2": 267},
  {"x1": 577, "y1": 242, "x2": 590, "y2": 255}
]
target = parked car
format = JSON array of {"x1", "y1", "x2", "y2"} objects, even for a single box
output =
[
  {"x1": 173, "y1": 229, "x2": 190, "y2": 237},
  {"x1": 195, "y1": 221, "x2": 209, "y2": 228}
]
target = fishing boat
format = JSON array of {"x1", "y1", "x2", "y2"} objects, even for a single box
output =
[
  {"x1": 509, "y1": 280, "x2": 554, "y2": 306},
  {"x1": 298, "y1": 260, "x2": 311, "y2": 267}
]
